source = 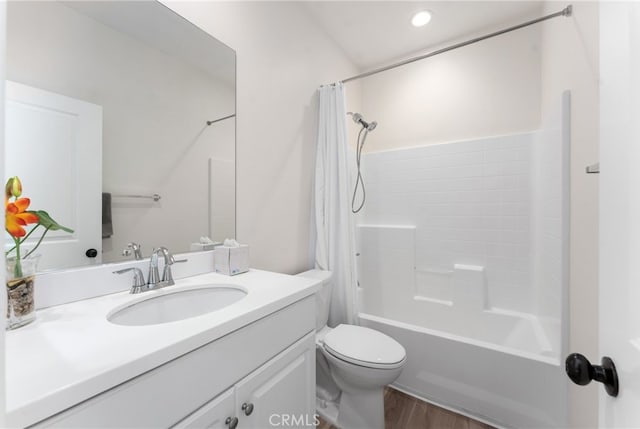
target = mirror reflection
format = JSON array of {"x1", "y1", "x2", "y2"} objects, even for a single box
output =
[{"x1": 5, "y1": 0, "x2": 236, "y2": 271}]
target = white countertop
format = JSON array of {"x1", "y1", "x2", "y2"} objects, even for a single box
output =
[{"x1": 5, "y1": 269, "x2": 320, "y2": 428}]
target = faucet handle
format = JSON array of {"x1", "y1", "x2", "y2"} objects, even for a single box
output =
[
  {"x1": 113, "y1": 267, "x2": 146, "y2": 294},
  {"x1": 162, "y1": 258, "x2": 187, "y2": 286}
]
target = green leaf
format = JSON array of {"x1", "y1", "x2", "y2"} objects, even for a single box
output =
[{"x1": 29, "y1": 210, "x2": 74, "y2": 233}]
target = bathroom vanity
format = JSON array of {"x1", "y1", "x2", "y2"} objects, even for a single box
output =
[{"x1": 5, "y1": 268, "x2": 320, "y2": 428}]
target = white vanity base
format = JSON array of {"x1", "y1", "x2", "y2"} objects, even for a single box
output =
[{"x1": 6, "y1": 269, "x2": 321, "y2": 428}]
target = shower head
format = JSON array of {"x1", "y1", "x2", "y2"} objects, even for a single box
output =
[{"x1": 347, "y1": 112, "x2": 377, "y2": 131}]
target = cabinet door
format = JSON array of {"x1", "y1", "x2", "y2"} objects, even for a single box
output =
[
  {"x1": 235, "y1": 332, "x2": 316, "y2": 429},
  {"x1": 173, "y1": 388, "x2": 235, "y2": 429}
]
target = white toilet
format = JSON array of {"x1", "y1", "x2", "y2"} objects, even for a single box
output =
[{"x1": 297, "y1": 269, "x2": 406, "y2": 429}]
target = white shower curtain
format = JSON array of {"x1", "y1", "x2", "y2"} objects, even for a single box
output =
[{"x1": 314, "y1": 83, "x2": 358, "y2": 327}]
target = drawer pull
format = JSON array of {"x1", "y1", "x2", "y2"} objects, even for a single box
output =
[
  {"x1": 242, "y1": 402, "x2": 254, "y2": 416},
  {"x1": 225, "y1": 416, "x2": 239, "y2": 429}
]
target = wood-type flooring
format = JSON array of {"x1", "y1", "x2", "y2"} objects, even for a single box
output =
[{"x1": 317, "y1": 387, "x2": 495, "y2": 429}]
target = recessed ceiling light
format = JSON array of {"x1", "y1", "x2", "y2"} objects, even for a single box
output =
[{"x1": 411, "y1": 10, "x2": 432, "y2": 27}]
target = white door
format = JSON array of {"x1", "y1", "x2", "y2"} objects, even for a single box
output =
[
  {"x1": 598, "y1": 2, "x2": 640, "y2": 427},
  {"x1": 5, "y1": 81, "x2": 102, "y2": 270}
]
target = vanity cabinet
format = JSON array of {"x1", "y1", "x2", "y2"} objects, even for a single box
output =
[
  {"x1": 176, "y1": 332, "x2": 315, "y2": 429},
  {"x1": 33, "y1": 296, "x2": 315, "y2": 428}
]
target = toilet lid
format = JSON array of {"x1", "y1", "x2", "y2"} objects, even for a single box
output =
[{"x1": 323, "y1": 324, "x2": 406, "y2": 368}]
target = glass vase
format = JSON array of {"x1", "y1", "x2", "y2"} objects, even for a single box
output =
[{"x1": 6, "y1": 256, "x2": 39, "y2": 330}]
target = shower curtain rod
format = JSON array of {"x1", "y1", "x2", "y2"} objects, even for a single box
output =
[{"x1": 340, "y1": 5, "x2": 572, "y2": 84}]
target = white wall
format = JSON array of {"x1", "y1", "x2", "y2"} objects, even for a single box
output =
[
  {"x1": 540, "y1": 3, "x2": 600, "y2": 427},
  {"x1": 0, "y1": 1, "x2": 6, "y2": 425},
  {"x1": 354, "y1": 19, "x2": 542, "y2": 152},
  {"x1": 165, "y1": 1, "x2": 359, "y2": 274},
  {"x1": 7, "y1": 1, "x2": 235, "y2": 263}
]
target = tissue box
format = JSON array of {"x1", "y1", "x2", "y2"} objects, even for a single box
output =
[{"x1": 214, "y1": 245, "x2": 249, "y2": 275}]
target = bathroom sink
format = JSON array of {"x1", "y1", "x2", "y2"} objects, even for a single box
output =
[{"x1": 107, "y1": 285, "x2": 247, "y2": 326}]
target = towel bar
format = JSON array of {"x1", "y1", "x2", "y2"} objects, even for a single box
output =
[{"x1": 113, "y1": 193, "x2": 161, "y2": 202}]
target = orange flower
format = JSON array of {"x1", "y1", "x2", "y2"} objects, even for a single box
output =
[{"x1": 5, "y1": 197, "x2": 39, "y2": 238}]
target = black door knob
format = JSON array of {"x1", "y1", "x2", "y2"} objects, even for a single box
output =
[
  {"x1": 565, "y1": 353, "x2": 619, "y2": 397},
  {"x1": 85, "y1": 248, "x2": 98, "y2": 258}
]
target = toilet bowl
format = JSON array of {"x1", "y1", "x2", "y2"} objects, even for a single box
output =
[{"x1": 297, "y1": 269, "x2": 406, "y2": 429}]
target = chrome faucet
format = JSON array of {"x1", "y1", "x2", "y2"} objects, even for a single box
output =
[
  {"x1": 148, "y1": 247, "x2": 173, "y2": 288},
  {"x1": 113, "y1": 246, "x2": 187, "y2": 294}
]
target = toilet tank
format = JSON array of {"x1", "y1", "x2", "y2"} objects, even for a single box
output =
[{"x1": 296, "y1": 269, "x2": 333, "y2": 331}]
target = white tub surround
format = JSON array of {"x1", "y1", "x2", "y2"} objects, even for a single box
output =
[{"x1": 6, "y1": 269, "x2": 320, "y2": 428}]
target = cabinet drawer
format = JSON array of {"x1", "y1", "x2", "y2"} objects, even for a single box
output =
[{"x1": 34, "y1": 296, "x2": 315, "y2": 428}]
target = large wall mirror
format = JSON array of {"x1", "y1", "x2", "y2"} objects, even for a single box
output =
[{"x1": 5, "y1": 0, "x2": 236, "y2": 271}]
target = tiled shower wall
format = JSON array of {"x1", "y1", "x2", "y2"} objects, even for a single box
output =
[{"x1": 357, "y1": 133, "x2": 536, "y2": 314}]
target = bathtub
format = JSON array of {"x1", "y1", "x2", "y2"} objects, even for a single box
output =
[
  {"x1": 354, "y1": 225, "x2": 568, "y2": 427},
  {"x1": 359, "y1": 310, "x2": 567, "y2": 428}
]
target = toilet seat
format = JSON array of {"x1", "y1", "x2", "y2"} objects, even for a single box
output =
[{"x1": 323, "y1": 324, "x2": 406, "y2": 370}]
